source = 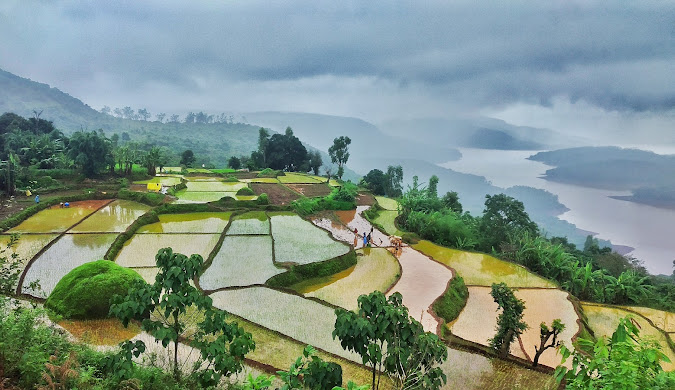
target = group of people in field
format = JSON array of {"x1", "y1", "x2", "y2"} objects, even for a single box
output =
[{"x1": 353, "y1": 227, "x2": 378, "y2": 248}]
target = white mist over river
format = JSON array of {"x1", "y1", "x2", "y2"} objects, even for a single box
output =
[{"x1": 440, "y1": 148, "x2": 675, "y2": 276}]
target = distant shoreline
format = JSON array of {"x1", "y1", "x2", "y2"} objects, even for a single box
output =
[{"x1": 610, "y1": 195, "x2": 675, "y2": 211}]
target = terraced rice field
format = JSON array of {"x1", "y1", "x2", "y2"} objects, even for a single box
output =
[
  {"x1": 625, "y1": 306, "x2": 675, "y2": 333},
  {"x1": 186, "y1": 181, "x2": 248, "y2": 192},
  {"x1": 582, "y1": 303, "x2": 675, "y2": 371},
  {"x1": 372, "y1": 210, "x2": 404, "y2": 236},
  {"x1": 69, "y1": 200, "x2": 151, "y2": 232},
  {"x1": 0, "y1": 234, "x2": 58, "y2": 288},
  {"x1": 312, "y1": 217, "x2": 355, "y2": 244},
  {"x1": 450, "y1": 286, "x2": 580, "y2": 368},
  {"x1": 389, "y1": 247, "x2": 454, "y2": 332},
  {"x1": 278, "y1": 173, "x2": 323, "y2": 184},
  {"x1": 200, "y1": 236, "x2": 282, "y2": 290},
  {"x1": 210, "y1": 286, "x2": 361, "y2": 362},
  {"x1": 137, "y1": 212, "x2": 232, "y2": 233},
  {"x1": 8, "y1": 200, "x2": 111, "y2": 233},
  {"x1": 174, "y1": 190, "x2": 235, "y2": 203},
  {"x1": 284, "y1": 183, "x2": 332, "y2": 197},
  {"x1": 375, "y1": 196, "x2": 398, "y2": 211},
  {"x1": 115, "y1": 233, "x2": 221, "y2": 267},
  {"x1": 294, "y1": 248, "x2": 401, "y2": 310},
  {"x1": 247, "y1": 177, "x2": 281, "y2": 184},
  {"x1": 134, "y1": 176, "x2": 183, "y2": 186},
  {"x1": 127, "y1": 267, "x2": 159, "y2": 284},
  {"x1": 335, "y1": 206, "x2": 389, "y2": 248},
  {"x1": 414, "y1": 241, "x2": 556, "y2": 288},
  {"x1": 21, "y1": 233, "x2": 118, "y2": 297},
  {"x1": 226, "y1": 211, "x2": 269, "y2": 235},
  {"x1": 270, "y1": 214, "x2": 349, "y2": 265}
]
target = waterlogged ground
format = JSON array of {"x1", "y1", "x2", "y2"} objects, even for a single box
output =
[
  {"x1": 69, "y1": 200, "x2": 151, "y2": 233},
  {"x1": 8, "y1": 200, "x2": 111, "y2": 233},
  {"x1": 22, "y1": 233, "x2": 118, "y2": 297},
  {"x1": 335, "y1": 206, "x2": 389, "y2": 247},
  {"x1": 115, "y1": 233, "x2": 221, "y2": 267},
  {"x1": 414, "y1": 240, "x2": 556, "y2": 288},
  {"x1": 582, "y1": 303, "x2": 675, "y2": 371},
  {"x1": 270, "y1": 214, "x2": 349, "y2": 265},
  {"x1": 226, "y1": 211, "x2": 270, "y2": 235},
  {"x1": 137, "y1": 212, "x2": 232, "y2": 233},
  {"x1": 451, "y1": 286, "x2": 581, "y2": 368},
  {"x1": 294, "y1": 248, "x2": 400, "y2": 310},
  {"x1": 0, "y1": 233, "x2": 57, "y2": 272},
  {"x1": 625, "y1": 306, "x2": 675, "y2": 333}
]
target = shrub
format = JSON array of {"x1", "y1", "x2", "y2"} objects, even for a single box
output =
[
  {"x1": 266, "y1": 250, "x2": 357, "y2": 288},
  {"x1": 236, "y1": 186, "x2": 255, "y2": 196},
  {"x1": 432, "y1": 276, "x2": 468, "y2": 323},
  {"x1": 119, "y1": 177, "x2": 130, "y2": 188},
  {"x1": 45, "y1": 260, "x2": 145, "y2": 319},
  {"x1": 257, "y1": 193, "x2": 269, "y2": 205},
  {"x1": 257, "y1": 168, "x2": 279, "y2": 178},
  {"x1": 401, "y1": 232, "x2": 420, "y2": 245},
  {"x1": 223, "y1": 176, "x2": 239, "y2": 182}
]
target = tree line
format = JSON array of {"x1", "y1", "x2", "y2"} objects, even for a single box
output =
[{"x1": 100, "y1": 106, "x2": 247, "y2": 125}]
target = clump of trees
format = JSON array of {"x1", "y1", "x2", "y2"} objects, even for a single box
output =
[{"x1": 360, "y1": 165, "x2": 404, "y2": 198}]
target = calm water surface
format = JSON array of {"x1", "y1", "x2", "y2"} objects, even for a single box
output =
[{"x1": 441, "y1": 148, "x2": 675, "y2": 275}]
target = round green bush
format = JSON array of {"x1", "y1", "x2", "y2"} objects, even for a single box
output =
[
  {"x1": 45, "y1": 260, "x2": 145, "y2": 319},
  {"x1": 257, "y1": 193, "x2": 269, "y2": 205},
  {"x1": 236, "y1": 186, "x2": 255, "y2": 196}
]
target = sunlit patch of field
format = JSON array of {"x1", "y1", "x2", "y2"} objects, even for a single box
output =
[
  {"x1": 414, "y1": 240, "x2": 556, "y2": 288},
  {"x1": 59, "y1": 318, "x2": 141, "y2": 345},
  {"x1": 295, "y1": 248, "x2": 400, "y2": 310},
  {"x1": 69, "y1": 200, "x2": 151, "y2": 232},
  {"x1": 8, "y1": 200, "x2": 110, "y2": 233}
]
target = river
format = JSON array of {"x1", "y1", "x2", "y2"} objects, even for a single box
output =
[{"x1": 440, "y1": 148, "x2": 675, "y2": 276}]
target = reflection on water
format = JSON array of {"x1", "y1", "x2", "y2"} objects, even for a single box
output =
[{"x1": 441, "y1": 147, "x2": 675, "y2": 275}]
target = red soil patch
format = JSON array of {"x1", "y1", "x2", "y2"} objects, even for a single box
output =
[{"x1": 250, "y1": 183, "x2": 301, "y2": 205}]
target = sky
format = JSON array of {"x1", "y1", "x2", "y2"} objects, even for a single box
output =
[{"x1": 1, "y1": 0, "x2": 673, "y2": 140}]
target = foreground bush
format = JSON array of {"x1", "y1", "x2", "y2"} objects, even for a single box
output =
[
  {"x1": 432, "y1": 276, "x2": 468, "y2": 323},
  {"x1": 46, "y1": 260, "x2": 145, "y2": 319}
]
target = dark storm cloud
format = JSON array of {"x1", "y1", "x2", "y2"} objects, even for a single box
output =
[{"x1": 0, "y1": 0, "x2": 673, "y2": 114}]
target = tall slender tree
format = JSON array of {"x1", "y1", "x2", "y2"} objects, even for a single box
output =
[{"x1": 328, "y1": 136, "x2": 351, "y2": 180}]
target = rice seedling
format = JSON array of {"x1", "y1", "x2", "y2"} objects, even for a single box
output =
[
  {"x1": 226, "y1": 211, "x2": 269, "y2": 235},
  {"x1": 137, "y1": 212, "x2": 232, "y2": 233},
  {"x1": 299, "y1": 248, "x2": 400, "y2": 310},
  {"x1": 114, "y1": 234, "x2": 221, "y2": 267},
  {"x1": 174, "y1": 190, "x2": 236, "y2": 203},
  {"x1": 414, "y1": 240, "x2": 556, "y2": 288},
  {"x1": 200, "y1": 236, "x2": 282, "y2": 290},
  {"x1": 21, "y1": 234, "x2": 118, "y2": 297},
  {"x1": 209, "y1": 286, "x2": 361, "y2": 362},
  {"x1": 69, "y1": 200, "x2": 151, "y2": 232},
  {"x1": 270, "y1": 215, "x2": 349, "y2": 265}
]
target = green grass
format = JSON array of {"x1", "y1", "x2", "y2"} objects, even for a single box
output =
[
  {"x1": 210, "y1": 168, "x2": 236, "y2": 174},
  {"x1": 372, "y1": 210, "x2": 405, "y2": 236},
  {"x1": 45, "y1": 260, "x2": 145, "y2": 319},
  {"x1": 432, "y1": 276, "x2": 469, "y2": 323},
  {"x1": 270, "y1": 214, "x2": 349, "y2": 265},
  {"x1": 374, "y1": 196, "x2": 398, "y2": 211},
  {"x1": 21, "y1": 233, "x2": 118, "y2": 298},
  {"x1": 114, "y1": 233, "x2": 221, "y2": 267},
  {"x1": 185, "y1": 181, "x2": 247, "y2": 192},
  {"x1": 199, "y1": 236, "x2": 282, "y2": 290},
  {"x1": 278, "y1": 173, "x2": 323, "y2": 184},
  {"x1": 69, "y1": 200, "x2": 151, "y2": 233}
]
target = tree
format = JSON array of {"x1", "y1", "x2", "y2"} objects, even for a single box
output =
[
  {"x1": 479, "y1": 194, "x2": 538, "y2": 252},
  {"x1": 333, "y1": 291, "x2": 447, "y2": 390},
  {"x1": 137, "y1": 108, "x2": 151, "y2": 121},
  {"x1": 113, "y1": 107, "x2": 123, "y2": 118},
  {"x1": 556, "y1": 316, "x2": 675, "y2": 388},
  {"x1": 155, "y1": 113, "x2": 166, "y2": 123},
  {"x1": 169, "y1": 114, "x2": 180, "y2": 123},
  {"x1": 258, "y1": 127, "x2": 270, "y2": 166},
  {"x1": 532, "y1": 319, "x2": 564, "y2": 367},
  {"x1": 100, "y1": 106, "x2": 111, "y2": 116},
  {"x1": 110, "y1": 248, "x2": 255, "y2": 384},
  {"x1": 277, "y1": 345, "x2": 342, "y2": 390},
  {"x1": 0, "y1": 153, "x2": 19, "y2": 196},
  {"x1": 385, "y1": 165, "x2": 403, "y2": 197},
  {"x1": 184, "y1": 112, "x2": 196, "y2": 124},
  {"x1": 489, "y1": 283, "x2": 527, "y2": 358},
  {"x1": 228, "y1": 156, "x2": 241, "y2": 170},
  {"x1": 266, "y1": 129, "x2": 308, "y2": 172},
  {"x1": 121, "y1": 106, "x2": 134, "y2": 120},
  {"x1": 67, "y1": 131, "x2": 113, "y2": 177},
  {"x1": 441, "y1": 191, "x2": 463, "y2": 213},
  {"x1": 144, "y1": 146, "x2": 162, "y2": 176},
  {"x1": 361, "y1": 169, "x2": 387, "y2": 195},
  {"x1": 180, "y1": 149, "x2": 196, "y2": 168},
  {"x1": 328, "y1": 136, "x2": 351, "y2": 180},
  {"x1": 427, "y1": 175, "x2": 439, "y2": 199},
  {"x1": 308, "y1": 150, "x2": 323, "y2": 175}
]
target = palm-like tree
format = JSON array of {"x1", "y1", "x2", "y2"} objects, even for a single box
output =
[{"x1": 605, "y1": 270, "x2": 653, "y2": 304}]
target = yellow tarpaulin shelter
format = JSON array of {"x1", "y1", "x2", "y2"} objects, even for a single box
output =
[{"x1": 147, "y1": 183, "x2": 162, "y2": 192}]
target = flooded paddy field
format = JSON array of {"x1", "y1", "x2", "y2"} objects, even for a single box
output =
[
  {"x1": 137, "y1": 212, "x2": 232, "y2": 233},
  {"x1": 69, "y1": 200, "x2": 151, "y2": 233},
  {"x1": 8, "y1": 200, "x2": 111, "y2": 233},
  {"x1": 115, "y1": 233, "x2": 221, "y2": 267},
  {"x1": 270, "y1": 214, "x2": 349, "y2": 264}
]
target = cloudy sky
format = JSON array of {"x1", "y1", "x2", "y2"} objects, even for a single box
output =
[{"x1": 1, "y1": 0, "x2": 673, "y2": 139}]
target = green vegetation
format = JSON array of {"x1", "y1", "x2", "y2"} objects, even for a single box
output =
[
  {"x1": 556, "y1": 316, "x2": 675, "y2": 388},
  {"x1": 110, "y1": 248, "x2": 255, "y2": 384},
  {"x1": 45, "y1": 260, "x2": 144, "y2": 319},
  {"x1": 360, "y1": 166, "x2": 404, "y2": 197},
  {"x1": 432, "y1": 276, "x2": 468, "y2": 324},
  {"x1": 292, "y1": 182, "x2": 358, "y2": 216},
  {"x1": 236, "y1": 186, "x2": 255, "y2": 196},
  {"x1": 266, "y1": 250, "x2": 357, "y2": 288},
  {"x1": 328, "y1": 136, "x2": 351, "y2": 180},
  {"x1": 489, "y1": 283, "x2": 527, "y2": 359},
  {"x1": 333, "y1": 291, "x2": 448, "y2": 389}
]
